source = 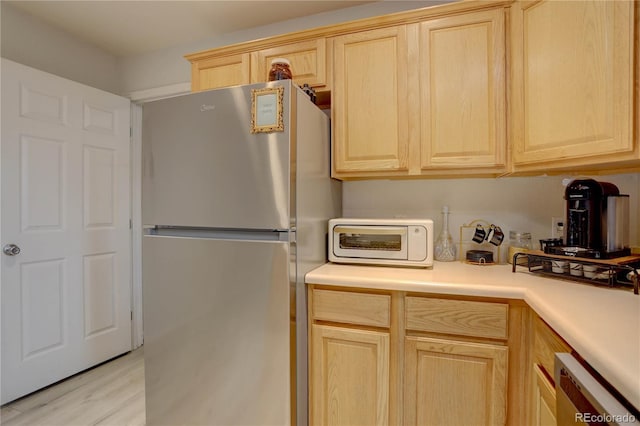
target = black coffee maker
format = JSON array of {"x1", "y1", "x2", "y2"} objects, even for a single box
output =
[{"x1": 555, "y1": 178, "x2": 630, "y2": 258}]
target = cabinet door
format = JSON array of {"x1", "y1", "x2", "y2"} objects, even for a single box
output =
[
  {"x1": 533, "y1": 316, "x2": 571, "y2": 382},
  {"x1": 190, "y1": 53, "x2": 250, "y2": 91},
  {"x1": 250, "y1": 39, "x2": 328, "y2": 88},
  {"x1": 310, "y1": 324, "x2": 389, "y2": 426},
  {"x1": 419, "y1": 9, "x2": 506, "y2": 173},
  {"x1": 511, "y1": 0, "x2": 635, "y2": 170},
  {"x1": 533, "y1": 364, "x2": 557, "y2": 426},
  {"x1": 331, "y1": 26, "x2": 410, "y2": 176},
  {"x1": 404, "y1": 336, "x2": 508, "y2": 426}
]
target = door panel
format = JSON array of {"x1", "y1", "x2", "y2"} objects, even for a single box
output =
[
  {"x1": 1, "y1": 59, "x2": 132, "y2": 404},
  {"x1": 20, "y1": 259, "x2": 66, "y2": 358},
  {"x1": 20, "y1": 135, "x2": 65, "y2": 231},
  {"x1": 84, "y1": 146, "x2": 115, "y2": 228},
  {"x1": 83, "y1": 253, "x2": 118, "y2": 337}
]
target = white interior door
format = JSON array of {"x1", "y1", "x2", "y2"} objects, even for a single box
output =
[{"x1": 1, "y1": 59, "x2": 132, "y2": 404}]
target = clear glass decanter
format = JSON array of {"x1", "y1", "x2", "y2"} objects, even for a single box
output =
[{"x1": 434, "y1": 205, "x2": 456, "y2": 261}]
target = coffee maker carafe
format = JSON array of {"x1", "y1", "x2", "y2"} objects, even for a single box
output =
[{"x1": 563, "y1": 178, "x2": 630, "y2": 258}]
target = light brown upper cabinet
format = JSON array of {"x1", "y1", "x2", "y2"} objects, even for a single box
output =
[
  {"x1": 510, "y1": 0, "x2": 638, "y2": 173},
  {"x1": 331, "y1": 7, "x2": 508, "y2": 179},
  {"x1": 189, "y1": 53, "x2": 250, "y2": 91},
  {"x1": 250, "y1": 39, "x2": 328, "y2": 89},
  {"x1": 419, "y1": 9, "x2": 507, "y2": 174},
  {"x1": 331, "y1": 26, "x2": 411, "y2": 176},
  {"x1": 186, "y1": 38, "x2": 328, "y2": 93},
  {"x1": 185, "y1": 0, "x2": 637, "y2": 178}
]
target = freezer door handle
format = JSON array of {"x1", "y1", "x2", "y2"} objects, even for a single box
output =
[{"x1": 144, "y1": 226, "x2": 291, "y2": 242}]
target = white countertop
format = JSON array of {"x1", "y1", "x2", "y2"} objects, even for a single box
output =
[{"x1": 305, "y1": 261, "x2": 640, "y2": 411}]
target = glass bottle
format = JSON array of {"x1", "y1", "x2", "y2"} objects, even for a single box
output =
[{"x1": 435, "y1": 205, "x2": 456, "y2": 261}]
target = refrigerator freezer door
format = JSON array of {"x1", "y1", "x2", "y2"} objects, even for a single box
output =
[
  {"x1": 142, "y1": 82, "x2": 292, "y2": 230},
  {"x1": 143, "y1": 235, "x2": 292, "y2": 425}
]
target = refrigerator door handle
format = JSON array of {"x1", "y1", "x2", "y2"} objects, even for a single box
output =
[{"x1": 145, "y1": 226, "x2": 290, "y2": 242}]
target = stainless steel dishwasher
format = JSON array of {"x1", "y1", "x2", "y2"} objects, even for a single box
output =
[{"x1": 555, "y1": 353, "x2": 639, "y2": 425}]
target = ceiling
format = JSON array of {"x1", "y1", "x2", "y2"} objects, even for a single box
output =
[{"x1": 6, "y1": 0, "x2": 376, "y2": 57}]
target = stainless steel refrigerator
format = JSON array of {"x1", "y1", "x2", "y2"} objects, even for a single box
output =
[{"x1": 141, "y1": 80, "x2": 341, "y2": 425}]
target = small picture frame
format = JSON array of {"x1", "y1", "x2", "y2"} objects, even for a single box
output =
[{"x1": 251, "y1": 86, "x2": 284, "y2": 133}]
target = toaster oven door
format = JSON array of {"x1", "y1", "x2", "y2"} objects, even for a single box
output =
[{"x1": 333, "y1": 225, "x2": 408, "y2": 260}]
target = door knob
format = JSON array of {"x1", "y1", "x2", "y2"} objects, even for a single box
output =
[{"x1": 3, "y1": 244, "x2": 21, "y2": 256}]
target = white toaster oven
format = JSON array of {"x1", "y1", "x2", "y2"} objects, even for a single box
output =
[{"x1": 328, "y1": 218, "x2": 433, "y2": 268}]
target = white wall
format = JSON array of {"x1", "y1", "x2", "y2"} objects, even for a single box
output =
[
  {"x1": 0, "y1": 2, "x2": 120, "y2": 94},
  {"x1": 343, "y1": 174, "x2": 640, "y2": 262}
]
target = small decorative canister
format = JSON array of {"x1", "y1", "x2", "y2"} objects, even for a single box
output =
[
  {"x1": 508, "y1": 231, "x2": 532, "y2": 264},
  {"x1": 268, "y1": 58, "x2": 292, "y2": 81}
]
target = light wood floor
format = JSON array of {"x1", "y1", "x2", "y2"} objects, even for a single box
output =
[{"x1": 0, "y1": 347, "x2": 145, "y2": 426}]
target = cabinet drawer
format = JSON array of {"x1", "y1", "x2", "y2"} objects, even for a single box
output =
[
  {"x1": 312, "y1": 289, "x2": 391, "y2": 328},
  {"x1": 405, "y1": 297, "x2": 508, "y2": 339}
]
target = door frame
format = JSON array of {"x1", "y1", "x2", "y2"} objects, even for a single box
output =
[
  {"x1": 131, "y1": 103, "x2": 143, "y2": 349},
  {"x1": 129, "y1": 84, "x2": 191, "y2": 349}
]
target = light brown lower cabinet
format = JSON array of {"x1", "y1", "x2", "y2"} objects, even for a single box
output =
[
  {"x1": 310, "y1": 324, "x2": 390, "y2": 426},
  {"x1": 308, "y1": 286, "x2": 530, "y2": 425},
  {"x1": 530, "y1": 315, "x2": 572, "y2": 426},
  {"x1": 532, "y1": 364, "x2": 557, "y2": 426},
  {"x1": 404, "y1": 336, "x2": 508, "y2": 425}
]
